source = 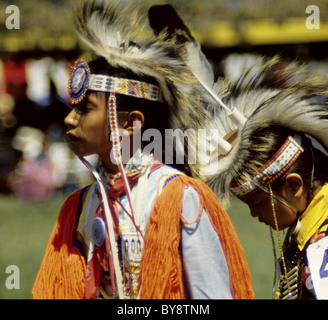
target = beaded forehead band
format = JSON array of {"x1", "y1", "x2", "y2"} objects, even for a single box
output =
[
  {"x1": 68, "y1": 59, "x2": 163, "y2": 104},
  {"x1": 231, "y1": 135, "x2": 304, "y2": 197}
]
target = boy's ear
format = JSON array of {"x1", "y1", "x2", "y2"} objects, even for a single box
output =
[
  {"x1": 284, "y1": 173, "x2": 304, "y2": 199},
  {"x1": 121, "y1": 110, "x2": 145, "y2": 135}
]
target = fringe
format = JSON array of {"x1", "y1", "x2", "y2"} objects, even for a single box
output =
[
  {"x1": 32, "y1": 189, "x2": 86, "y2": 299},
  {"x1": 32, "y1": 176, "x2": 254, "y2": 299},
  {"x1": 139, "y1": 175, "x2": 255, "y2": 299}
]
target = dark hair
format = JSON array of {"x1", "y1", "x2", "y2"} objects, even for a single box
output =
[
  {"x1": 246, "y1": 125, "x2": 328, "y2": 196},
  {"x1": 88, "y1": 56, "x2": 168, "y2": 135}
]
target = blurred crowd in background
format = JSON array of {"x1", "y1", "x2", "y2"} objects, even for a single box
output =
[
  {"x1": 1, "y1": 0, "x2": 328, "y2": 201},
  {"x1": 0, "y1": 56, "x2": 97, "y2": 200}
]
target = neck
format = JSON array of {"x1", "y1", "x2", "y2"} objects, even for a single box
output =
[
  {"x1": 312, "y1": 183, "x2": 323, "y2": 198},
  {"x1": 100, "y1": 155, "x2": 120, "y2": 175},
  {"x1": 100, "y1": 137, "x2": 139, "y2": 174}
]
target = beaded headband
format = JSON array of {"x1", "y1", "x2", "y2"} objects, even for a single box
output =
[
  {"x1": 231, "y1": 135, "x2": 304, "y2": 197},
  {"x1": 68, "y1": 59, "x2": 163, "y2": 104}
]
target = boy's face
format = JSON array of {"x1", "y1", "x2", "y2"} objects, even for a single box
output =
[
  {"x1": 240, "y1": 190, "x2": 298, "y2": 230},
  {"x1": 65, "y1": 92, "x2": 111, "y2": 158},
  {"x1": 238, "y1": 173, "x2": 308, "y2": 230}
]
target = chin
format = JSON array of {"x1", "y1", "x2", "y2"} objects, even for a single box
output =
[
  {"x1": 269, "y1": 223, "x2": 288, "y2": 231},
  {"x1": 77, "y1": 151, "x2": 96, "y2": 158},
  {"x1": 71, "y1": 147, "x2": 93, "y2": 158}
]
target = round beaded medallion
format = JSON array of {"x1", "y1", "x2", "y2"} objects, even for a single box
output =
[{"x1": 68, "y1": 59, "x2": 90, "y2": 104}]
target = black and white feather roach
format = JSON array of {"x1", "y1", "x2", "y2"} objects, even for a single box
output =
[
  {"x1": 205, "y1": 56, "x2": 328, "y2": 206},
  {"x1": 72, "y1": 0, "x2": 211, "y2": 177}
]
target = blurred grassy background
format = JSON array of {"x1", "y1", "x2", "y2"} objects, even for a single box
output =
[
  {"x1": 228, "y1": 198, "x2": 274, "y2": 299},
  {"x1": 0, "y1": 194, "x2": 60, "y2": 299},
  {"x1": 0, "y1": 193, "x2": 273, "y2": 299}
]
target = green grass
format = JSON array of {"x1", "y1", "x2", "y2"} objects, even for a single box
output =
[
  {"x1": 0, "y1": 194, "x2": 63, "y2": 299},
  {"x1": 0, "y1": 193, "x2": 274, "y2": 299},
  {"x1": 227, "y1": 198, "x2": 274, "y2": 299}
]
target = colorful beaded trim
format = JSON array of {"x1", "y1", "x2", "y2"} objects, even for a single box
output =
[
  {"x1": 231, "y1": 135, "x2": 304, "y2": 197},
  {"x1": 99, "y1": 155, "x2": 153, "y2": 186},
  {"x1": 68, "y1": 59, "x2": 163, "y2": 104},
  {"x1": 68, "y1": 59, "x2": 91, "y2": 104}
]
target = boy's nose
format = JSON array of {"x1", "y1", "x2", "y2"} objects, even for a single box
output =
[
  {"x1": 64, "y1": 108, "x2": 78, "y2": 129},
  {"x1": 250, "y1": 208, "x2": 260, "y2": 218}
]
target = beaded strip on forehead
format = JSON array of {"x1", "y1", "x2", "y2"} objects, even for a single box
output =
[
  {"x1": 68, "y1": 59, "x2": 163, "y2": 104},
  {"x1": 230, "y1": 135, "x2": 304, "y2": 198}
]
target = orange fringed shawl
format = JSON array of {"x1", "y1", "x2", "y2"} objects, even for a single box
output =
[
  {"x1": 32, "y1": 189, "x2": 87, "y2": 299},
  {"x1": 33, "y1": 176, "x2": 254, "y2": 299},
  {"x1": 139, "y1": 175, "x2": 254, "y2": 299}
]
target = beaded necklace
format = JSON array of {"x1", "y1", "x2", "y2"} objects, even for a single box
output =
[
  {"x1": 269, "y1": 184, "x2": 301, "y2": 300},
  {"x1": 99, "y1": 151, "x2": 155, "y2": 186}
]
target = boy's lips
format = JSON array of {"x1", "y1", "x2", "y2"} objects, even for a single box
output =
[
  {"x1": 258, "y1": 217, "x2": 269, "y2": 225},
  {"x1": 66, "y1": 132, "x2": 80, "y2": 142}
]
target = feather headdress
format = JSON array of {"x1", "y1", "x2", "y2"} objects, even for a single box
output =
[
  {"x1": 147, "y1": 4, "x2": 245, "y2": 162},
  {"x1": 205, "y1": 57, "x2": 328, "y2": 206},
  {"x1": 73, "y1": 0, "x2": 207, "y2": 172}
]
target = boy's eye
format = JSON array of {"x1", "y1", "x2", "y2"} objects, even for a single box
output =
[
  {"x1": 253, "y1": 201, "x2": 263, "y2": 207},
  {"x1": 75, "y1": 103, "x2": 93, "y2": 114}
]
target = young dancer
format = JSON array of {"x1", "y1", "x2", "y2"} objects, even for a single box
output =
[
  {"x1": 32, "y1": 1, "x2": 254, "y2": 299},
  {"x1": 206, "y1": 57, "x2": 328, "y2": 299}
]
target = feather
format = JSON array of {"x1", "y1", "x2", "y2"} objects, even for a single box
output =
[
  {"x1": 72, "y1": 0, "x2": 211, "y2": 178},
  {"x1": 148, "y1": 5, "x2": 224, "y2": 106},
  {"x1": 74, "y1": 1, "x2": 182, "y2": 78},
  {"x1": 205, "y1": 57, "x2": 328, "y2": 206},
  {"x1": 148, "y1": 4, "x2": 245, "y2": 147},
  {"x1": 148, "y1": 4, "x2": 214, "y2": 89}
]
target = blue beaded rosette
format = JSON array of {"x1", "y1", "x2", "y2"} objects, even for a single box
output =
[{"x1": 68, "y1": 59, "x2": 90, "y2": 104}]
